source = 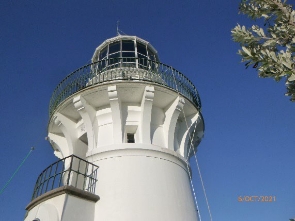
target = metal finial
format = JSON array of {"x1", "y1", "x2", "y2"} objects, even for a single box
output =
[
  {"x1": 117, "y1": 20, "x2": 120, "y2": 36},
  {"x1": 116, "y1": 20, "x2": 127, "y2": 36}
]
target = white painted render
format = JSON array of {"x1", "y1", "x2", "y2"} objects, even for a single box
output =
[
  {"x1": 90, "y1": 145, "x2": 198, "y2": 221},
  {"x1": 47, "y1": 83, "x2": 203, "y2": 158},
  {"x1": 25, "y1": 194, "x2": 96, "y2": 221},
  {"x1": 25, "y1": 36, "x2": 204, "y2": 221}
]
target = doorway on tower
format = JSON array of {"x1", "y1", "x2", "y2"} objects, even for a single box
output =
[
  {"x1": 125, "y1": 125, "x2": 138, "y2": 143},
  {"x1": 127, "y1": 133, "x2": 135, "y2": 143}
]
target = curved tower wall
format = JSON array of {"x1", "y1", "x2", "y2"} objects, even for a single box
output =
[{"x1": 26, "y1": 35, "x2": 204, "y2": 221}]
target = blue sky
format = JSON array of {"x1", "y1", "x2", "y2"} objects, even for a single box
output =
[{"x1": 0, "y1": 0, "x2": 294, "y2": 220}]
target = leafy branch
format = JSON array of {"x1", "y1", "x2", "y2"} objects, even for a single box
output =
[{"x1": 231, "y1": 0, "x2": 295, "y2": 101}]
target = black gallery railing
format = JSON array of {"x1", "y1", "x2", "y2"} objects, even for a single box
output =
[
  {"x1": 31, "y1": 155, "x2": 99, "y2": 200},
  {"x1": 49, "y1": 58, "x2": 202, "y2": 118}
]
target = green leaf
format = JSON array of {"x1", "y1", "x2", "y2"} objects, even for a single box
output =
[
  {"x1": 232, "y1": 0, "x2": 295, "y2": 101},
  {"x1": 242, "y1": 46, "x2": 252, "y2": 56}
]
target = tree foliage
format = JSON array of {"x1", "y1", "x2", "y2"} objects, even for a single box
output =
[{"x1": 231, "y1": 0, "x2": 295, "y2": 101}]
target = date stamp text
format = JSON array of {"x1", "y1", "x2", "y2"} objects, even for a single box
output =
[{"x1": 238, "y1": 196, "x2": 276, "y2": 202}]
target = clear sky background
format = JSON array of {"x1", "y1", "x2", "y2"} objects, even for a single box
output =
[{"x1": 0, "y1": 0, "x2": 294, "y2": 220}]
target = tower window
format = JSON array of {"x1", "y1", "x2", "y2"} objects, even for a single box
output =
[{"x1": 127, "y1": 133, "x2": 135, "y2": 143}]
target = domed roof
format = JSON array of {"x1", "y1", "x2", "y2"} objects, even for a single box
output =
[{"x1": 91, "y1": 35, "x2": 159, "y2": 63}]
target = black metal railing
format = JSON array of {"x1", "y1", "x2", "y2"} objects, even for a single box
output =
[
  {"x1": 49, "y1": 58, "x2": 202, "y2": 118},
  {"x1": 31, "y1": 155, "x2": 99, "y2": 200}
]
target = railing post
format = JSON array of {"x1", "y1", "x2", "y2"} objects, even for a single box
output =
[
  {"x1": 30, "y1": 155, "x2": 99, "y2": 200},
  {"x1": 66, "y1": 155, "x2": 73, "y2": 186}
]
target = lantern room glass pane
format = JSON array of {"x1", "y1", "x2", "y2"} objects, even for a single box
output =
[
  {"x1": 148, "y1": 49, "x2": 156, "y2": 61},
  {"x1": 109, "y1": 41, "x2": 120, "y2": 54},
  {"x1": 109, "y1": 52, "x2": 120, "y2": 58},
  {"x1": 137, "y1": 42, "x2": 147, "y2": 55},
  {"x1": 109, "y1": 52, "x2": 120, "y2": 64},
  {"x1": 122, "y1": 52, "x2": 135, "y2": 64},
  {"x1": 122, "y1": 40, "x2": 135, "y2": 51},
  {"x1": 100, "y1": 47, "x2": 107, "y2": 60},
  {"x1": 122, "y1": 52, "x2": 135, "y2": 58},
  {"x1": 138, "y1": 53, "x2": 147, "y2": 67}
]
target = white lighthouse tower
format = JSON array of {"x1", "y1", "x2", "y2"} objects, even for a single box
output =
[{"x1": 24, "y1": 35, "x2": 204, "y2": 221}]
